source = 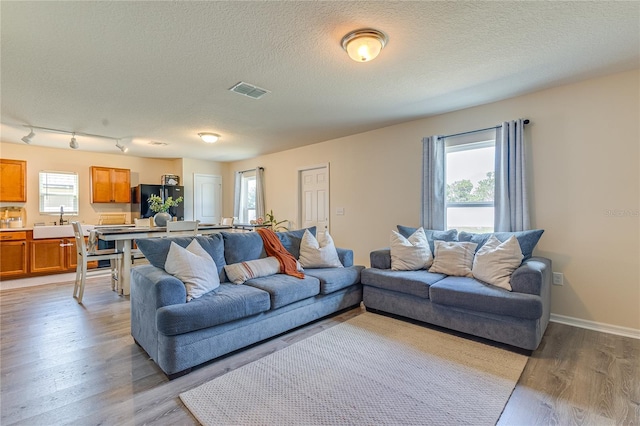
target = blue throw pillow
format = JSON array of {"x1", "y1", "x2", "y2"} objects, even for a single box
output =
[
  {"x1": 222, "y1": 227, "x2": 317, "y2": 265},
  {"x1": 278, "y1": 226, "x2": 316, "y2": 259},
  {"x1": 396, "y1": 225, "x2": 458, "y2": 253},
  {"x1": 457, "y1": 229, "x2": 544, "y2": 260},
  {"x1": 135, "y1": 233, "x2": 227, "y2": 282}
]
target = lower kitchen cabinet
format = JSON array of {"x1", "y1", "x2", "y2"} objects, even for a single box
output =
[
  {"x1": 29, "y1": 238, "x2": 94, "y2": 275},
  {"x1": 0, "y1": 232, "x2": 28, "y2": 278}
]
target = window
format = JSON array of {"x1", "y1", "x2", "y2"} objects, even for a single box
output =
[
  {"x1": 445, "y1": 131, "x2": 495, "y2": 233},
  {"x1": 238, "y1": 170, "x2": 256, "y2": 223},
  {"x1": 39, "y1": 171, "x2": 79, "y2": 215}
]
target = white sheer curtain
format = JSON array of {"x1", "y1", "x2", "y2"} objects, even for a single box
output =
[
  {"x1": 495, "y1": 119, "x2": 530, "y2": 231},
  {"x1": 255, "y1": 167, "x2": 265, "y2": 220},
  {"x1": 233, "y1": 171, "x2": 242, "y2": 219},
  {"x1": 421, "y1": 136, "x2": 446, "y2": 229}
]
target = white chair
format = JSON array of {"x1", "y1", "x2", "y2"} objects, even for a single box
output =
[
  {"x1": 134, "y1": 217, "x2": 151, "y2": 227},
  {"x1": 165, "y1": 220, "x2": 200, "y2": 237},
  {"x1": 221, "y1": 217, "x2": 234, "y2": 226},
  {"x1": 71, "y1": 222, "x2": 123, "y2": 303}
]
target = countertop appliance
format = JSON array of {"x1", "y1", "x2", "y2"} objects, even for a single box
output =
[{"x1": 131, "y1": 184, "x2": 185, "y2": 221}]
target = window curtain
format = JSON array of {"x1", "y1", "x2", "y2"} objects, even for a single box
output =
[
  {"x1": 233, "y1": 171, "x2": 242, "y2": 219},
  {"x1": 495, "y1": 119, "x2": 530, "y2": 231},
  {"x1": 421, "y1": 136, "x2": 446, "y2": 229},
  {"x1": 255, "y1": 167, "x2": 265, "y2": 220}
]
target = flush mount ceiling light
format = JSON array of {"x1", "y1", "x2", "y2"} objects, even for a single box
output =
[
  {"x1": 341, "y1": 28, "x2": 388, "y2": 63},
  {"x1": 21, "y1": 129, "x2": 35, "y2": 144},
  {"x1": 198, "y1": 132, "x2": 220, "y2": 143},
  {"x1": 115, "y1": 140, "x2": 128, "y2": 153},
  {"x1": 69, "y1": 133, "x2": 79, "y2": 149}
]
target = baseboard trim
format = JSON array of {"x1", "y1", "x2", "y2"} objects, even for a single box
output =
[{"x1": 550, "y1": 314, "x2": 640, "y2": 340}]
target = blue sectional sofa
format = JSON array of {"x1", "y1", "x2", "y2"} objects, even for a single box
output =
[
  {"x1": 130, "y1": 228, "x2": 363, "y2": 378},
  {"x1": 361, "y1": 226, "x2": 551, "y2": 351}
]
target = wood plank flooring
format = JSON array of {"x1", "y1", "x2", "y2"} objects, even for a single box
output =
[{"x1": 1, "y1": 276, "x2": 638, "y2": 425}]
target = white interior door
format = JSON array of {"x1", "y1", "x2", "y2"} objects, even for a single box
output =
[
  {"x1": 299, "y1": 165, "x2": 329, "y2": 232},
  {"x1": 194, "y1": 174, "x2": 222, "y2": 224}
]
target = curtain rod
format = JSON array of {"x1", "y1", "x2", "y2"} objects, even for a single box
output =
[
  {"x1": 438, "y1": 119, "x2": 529, "y2": 140},
  {"x1": 237, "y1": 166, "x2": 264, "y2": 174}
]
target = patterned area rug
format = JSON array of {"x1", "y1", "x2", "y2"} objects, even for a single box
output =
[{"x1": 180, "y1": 312, "x2": 527, "y2": 425}]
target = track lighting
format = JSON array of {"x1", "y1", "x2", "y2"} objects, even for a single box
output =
[
  {"x1": 69, "y1": 133, "x2": 79, "y2": 149},
  {"x1": 21, "y1": 129, "x2": 35, "y2": 144},
  {"x1": 115, "y1": 140, "x2": 128, "y2": 153}
]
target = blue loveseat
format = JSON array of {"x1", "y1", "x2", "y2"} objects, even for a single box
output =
[
  {"x1": 130, "y1": 228, "x2": 363, "y2": 378},
  {"x1": 361, "y1": 226, "x2": 551, "y2": 351}
]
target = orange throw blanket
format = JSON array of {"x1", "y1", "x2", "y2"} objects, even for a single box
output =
[{"x1": 257, "y1": 228, "x2": 305, "y2": 279}]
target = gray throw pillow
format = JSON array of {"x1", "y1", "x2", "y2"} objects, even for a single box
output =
[{"x1": 457, "y1": 229, "x2": 544, "y2": 260}]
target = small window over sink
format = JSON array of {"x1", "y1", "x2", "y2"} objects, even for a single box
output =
[{"x1": 39, "y1": 171, "x2": 79, "y2": 215}]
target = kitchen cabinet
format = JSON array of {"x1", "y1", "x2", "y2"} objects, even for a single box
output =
[
  {"x1": 90, "y1": 166, "x2": 131, "y2": 203},
  {"x1": 29, "y1": 238, "x2": 89, "y2": 274},
  {"x1": 0, "y1": 159, "x2": 27, "y2": 202},
  {"x1": 0, "y1": 231, "x2": 28, "y2": 278}
]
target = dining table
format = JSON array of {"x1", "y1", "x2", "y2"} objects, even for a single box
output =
[{"x1": 94, "y1": 224, "x2": 231, "y2": 295}]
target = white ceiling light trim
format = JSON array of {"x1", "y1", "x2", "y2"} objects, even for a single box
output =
[
  {"x1": 341, "y1": 28, "x2": 388, "y2": 62},
  {"x1": 198, "y1": 132, "x2": 220, "y2": 143}
]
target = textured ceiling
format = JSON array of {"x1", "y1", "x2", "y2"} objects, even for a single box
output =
[{"x1": 1, "y1": 1, "x2": 638, "y2": 161}]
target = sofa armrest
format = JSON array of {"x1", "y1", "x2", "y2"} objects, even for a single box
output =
[
  {"x1": 130, "y1": 264, "x2": 187, "y2": 309},
  {"x1": 336, "y1": 247, "x2": 354, "y2": 267},
  {"x1": 370, "y1": 248, "x2": 391, "y2": 269},
  {"x1": 510, "y1": 257, "x2": 552, "y2": 296}
]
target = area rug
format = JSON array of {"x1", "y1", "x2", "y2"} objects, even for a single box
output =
[{"x1": 180, "y1": 312, "x2": 527, "y2": 425}]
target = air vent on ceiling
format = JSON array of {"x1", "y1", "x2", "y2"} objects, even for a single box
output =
[
  {"x1": 229, "y1": 81, "x2": 269, "y2": 99},
  {"x1": 148, "y1": 141, "x2": 168, "y2": 146}
]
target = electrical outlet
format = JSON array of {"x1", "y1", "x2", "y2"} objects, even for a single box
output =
[{"x1": 552, "y1": 272, "x2": 564, "y2": 286}]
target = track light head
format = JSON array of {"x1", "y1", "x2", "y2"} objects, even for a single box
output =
[
  {"x1": 69, "y1": 134, "x2": 79, "y2": 149},
  {"x1": 21, "y1": 129, "x2": 35, "y2": 144},
  {"x1": 115, "y1": 140, "x2": 128, "y2": 153}
]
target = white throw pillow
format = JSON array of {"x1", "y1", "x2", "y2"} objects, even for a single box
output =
[
  {"x1": 428, "y1": 241, "x2": 478, "y2": 277},
  {"x1": 224, "y1": 257, "x2": 281, "y2": 284},
  {"x1": 472, "y1": 235, "x2": 523, "y2": 291},
  {"x1": 298, "y1": 229, "x2": 343, "y2": 268},
  {"x1": 390, "y1": 227, "x2": 433, "y2": 271},
  {"x1": 164, "y1": 240, "x2": 220, "y2": 301}
]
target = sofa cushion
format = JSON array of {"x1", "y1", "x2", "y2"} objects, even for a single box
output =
[
  {"x1": 222, "y1": 227, "x2": 317, "y2": 265},
  {"x1": 429, "y1": 276, "x2": 543, "y2": 320},
  {"x1": 390, "y1": 227, "x2": 433, "y2": 271},
  {"x1": 164, "y1": 240, "x2": 220, "y2": 301},
  {"x1": 397, "y1": 225, "x2": 458, "y2": 253},
  {"x1": 428, "y1": 241, "x2": 477, "y2": 277},
  {"x1": 135, "y1": 233, "x2": 227, "y2": 282},
  {"x1": 361, "y1": 268, "x2": 446, "y2": 299},
  {"x1": 304, "y1": 265, "x2": 364, "y2": 295},
  {"x1": 458, "y1": 229, "x2": 544, "y2": 260},
  {"x1": 224, "y1": 257, "x2": 280, "y2": 284},
  {"x1": 472, "y1": 235, "x2": 523, "y2": 291},
  {"x1": 299, "y1": 229, "x2": 342, "y2": 268},
  {"x1": 243, "y1": 274, "x2": 320, "y2": 309},
  {"x1": 156, "y1": 283, "x2": 271, "y2": 335}
]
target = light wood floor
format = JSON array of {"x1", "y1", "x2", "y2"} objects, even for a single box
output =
[{"x1": 1, "y1": 277, "x2": 638, "y2": 425}]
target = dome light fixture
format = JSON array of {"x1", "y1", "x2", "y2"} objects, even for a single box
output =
[
  {"x1": 69, "y1": 133, "x2": 79, "y2": 149},
  {"x1": 341, "y1": 28, "x2": 388, "y2": 63},
  {"x1": 198, "y1": 132, "x2": 220, "y2": 143}
]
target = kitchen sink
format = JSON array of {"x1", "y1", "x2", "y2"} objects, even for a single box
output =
[{"x1": 32, "y1": 224, "x2": 94, "y2": 239}]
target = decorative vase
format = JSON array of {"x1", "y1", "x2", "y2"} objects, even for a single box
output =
[{"x1": 153, "y1": 212, "x2": 171, "y2": 227}]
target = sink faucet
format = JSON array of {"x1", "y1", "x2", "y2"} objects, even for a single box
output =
[{"x1": 59, "y1": 206, "x2": 67, "y2": 226}]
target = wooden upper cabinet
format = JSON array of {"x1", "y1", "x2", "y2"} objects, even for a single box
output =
[
  {"x1": 0, "y1": 159, "x2": 27, "y2": 202},
  {"x1": 90, "y1": 166, "x2": 131, "y2": 203}
]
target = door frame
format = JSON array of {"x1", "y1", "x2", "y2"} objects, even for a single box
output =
[{"x1": 297, "y1": 163, "x2": 330, "y2": 232}]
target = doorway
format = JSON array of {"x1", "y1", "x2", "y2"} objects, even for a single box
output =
[
  {"x1": 298, "y1": 164, "x2": 330, "y2": 232},
  {"x1": 193, "y1": 174, "x2": 222, "y2": 225}
]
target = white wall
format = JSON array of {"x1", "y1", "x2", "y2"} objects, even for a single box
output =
[{"x1": 226, "y1": 69, "x2": 640, "y2": 331}]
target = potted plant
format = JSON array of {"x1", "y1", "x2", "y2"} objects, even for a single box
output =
[
  {"x1": 263, "y1": 209, "x2": 289, "y2": 232},
  {"x1": 148, "y1": 194, "x2": 183, "y2": 226}
]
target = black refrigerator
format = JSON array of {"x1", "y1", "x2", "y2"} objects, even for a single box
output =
[{"x1": 131, "y1": 184, "x2": 185, "y2": 221}]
